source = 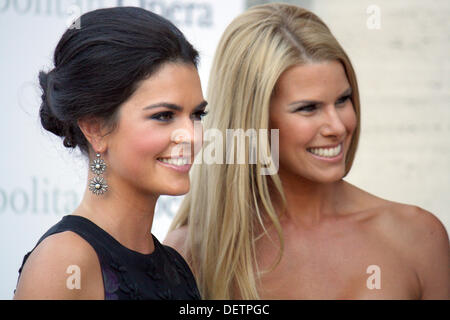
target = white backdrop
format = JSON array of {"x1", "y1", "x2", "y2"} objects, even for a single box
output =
[
  {"x1": 0, "y1": 0, "x2": 244, "y2": 299},
  {"x1": 1, "y1": 0, "x2": 449, "y2": 300}
]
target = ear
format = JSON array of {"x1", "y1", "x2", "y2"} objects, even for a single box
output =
[{"x1": 77, "y1": 117, "x2": 108, "y2": 154}]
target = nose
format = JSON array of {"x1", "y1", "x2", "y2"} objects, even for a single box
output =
[
  {"x1": 171, "y1": 116, "x2": 204, "y2": 156},
  {"x1": 320, "y1": 105, "x2": 346, "y2": 139},
  {"x1": 172, "y1": 117, "x2": 194, "y2": 145},
  {"x1": 172, "y1": 116, "x2": 203, "y2": 161}
]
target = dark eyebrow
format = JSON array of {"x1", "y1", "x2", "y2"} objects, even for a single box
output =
[
  {"x1": 193, "y1": 100, "x2": 208, "y2": 111},
  {"x1": 143, "y1": 102, "x2": 182, "y2": 112},
  {"x1": 288, "y1": 87, "x2": 352, "y2": 107},
  {"x1": 143, "y1": 100, "x2": 208, "y2": 112}
]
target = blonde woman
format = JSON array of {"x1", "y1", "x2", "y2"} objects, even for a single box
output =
[{"x1": 165, "y1": 3, "x2": 449, "y2": 299}]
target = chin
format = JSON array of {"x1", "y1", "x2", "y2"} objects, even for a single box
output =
[
  {"x1": 313, "y1": 170, "x2": 346, "y2": 184},
  {"x1": 161, "y1": 182, "x2": 190, "y2": 196}
]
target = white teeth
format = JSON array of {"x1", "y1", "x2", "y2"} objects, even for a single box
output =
[
  {"x1": 308, "y1": 144, "x2": 342, "y2": 158},
  {"x1": 158, "y1": 158, "x2": 189, "y2": 166}
]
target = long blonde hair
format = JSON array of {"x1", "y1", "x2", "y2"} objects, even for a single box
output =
[{"x1": 169, "y1": 3, "x2": 361, "y2": 299}]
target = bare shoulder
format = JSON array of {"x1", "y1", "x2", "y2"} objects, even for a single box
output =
[
  {"x1": 163, "y1": 225, "x2": 189, "y2": 260},
  {"x1": 343, "y1": 182, "x2": 449, "y2": 298},
  {"x1": 14, "y1": 231, "x2": 104, "y2": 300},
  {"x1": 369, "y1": 202, "x2": 448, "y2": 249},
  {"x1": 368, "y1": 202, "x2": 450, "y2": 299},
  {"x1": 344, "y1": 183, "x2": 448, "y2": 245}
]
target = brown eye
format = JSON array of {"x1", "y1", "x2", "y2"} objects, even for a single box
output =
[
  {"x1": 150, "y1": 111, "x2": 174, "y2": 122},
  {"x1": 191, "y1": 110, "x2": 208, "y2": 121}
]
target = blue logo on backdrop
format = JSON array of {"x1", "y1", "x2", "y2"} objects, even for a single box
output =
[
  {"x1": 0, "y1": 176, "x2": 178, "y2": 217},
  {"x1": 0, "y1": 0, "x2": 213, "y2": 27},
  {"x1": 0, "y1": 176, "x2": 79, "y2": 215}
]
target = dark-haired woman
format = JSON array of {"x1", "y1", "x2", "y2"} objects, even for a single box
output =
[{"x1": 14, "y1": 7, "x2": 205, "y2": 300}]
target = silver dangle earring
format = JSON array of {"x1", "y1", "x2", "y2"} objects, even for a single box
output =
[{"x1": 89, "y1": 153, "x2": 108, "y2": 195}]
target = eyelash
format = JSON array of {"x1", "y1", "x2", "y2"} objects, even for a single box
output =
[
  {"x1": 336, "y1": 95, "x2": 351, "y2": 105},
  {"x1": 150, "y1": 110, "x2": 208, "y2": 122},
  {"x1": 296, "y1": 105, "x2": 317, "y2": 113},
  {"x1": 192, "y1": 110, "x2": 208, "y2": 121},
  {"x1": 295, "y1": 95, "x2": 351, "y2": 113},
  {"x1": 150, "y1": 111, "x2": 174, "y2": 122}
]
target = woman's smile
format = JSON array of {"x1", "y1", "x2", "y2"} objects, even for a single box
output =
[
  {"x1": 306, "y1": 142, "x2": 344, "y2": 162},
  {"x1": 156, "y1": 156, "x2": 192, "y2": 173}
]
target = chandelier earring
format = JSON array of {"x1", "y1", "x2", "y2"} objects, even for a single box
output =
[{"x1": 89, "y1": 153, "x2": 108, "y2": 195}]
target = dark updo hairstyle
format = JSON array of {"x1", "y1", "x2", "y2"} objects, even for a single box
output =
[{"x1": 39, "y1": 6, "x2": 199, "y2": 156}]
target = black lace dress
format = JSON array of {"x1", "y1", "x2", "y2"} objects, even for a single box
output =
[{"x1": 16, "y1": 215, "x2": 201, "y2": 300}]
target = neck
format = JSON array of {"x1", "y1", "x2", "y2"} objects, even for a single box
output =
[
  {"x1": 73, "y1": 172, "x2": 158, "y2": 254},
  {"x1": 273, "y1": 172, "x2": 347, "y2": 228}
]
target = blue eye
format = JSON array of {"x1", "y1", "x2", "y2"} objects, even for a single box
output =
[
  {"x1": 336, "y1": 95, "x2": 351, "y2": 105},
  {"x1": 296, "y1": 105, "x2": 317, "y2": 113},
  {"x1": 150, "y1": 111, "x2": 174, "y2": 122}
]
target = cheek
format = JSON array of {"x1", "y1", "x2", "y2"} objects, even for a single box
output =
[
  {"x1": 276, "y1": 120, "x2": 319, "y2": 178},
  {"x1": 278, "y1": 119, "x2": 317, "y2": 160},
  {"x1": 130, "y1": 131, "x2": 168, "y2": 156},
  {"x1": 342, "y1": 104, "x2": 358, "y2": 135},
  {"x1": 111, "y1": 127, "x2": 169, "y2": 175}
]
